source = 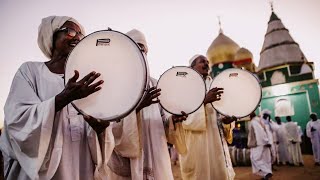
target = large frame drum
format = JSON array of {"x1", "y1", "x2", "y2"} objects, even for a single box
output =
[
  {"x1": 210, "y1": 68, "x2": 261, "y2": 118},
  {"x1": 65, "y1": 29, "x2": 149, "y2": 121},
  {"x1": 157, "y1": 66, "x2": 206, "y2": 115}
]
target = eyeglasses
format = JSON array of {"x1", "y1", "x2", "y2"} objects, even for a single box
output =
[{"x1": 57, "y1": 27, "x2": 84, "y2": 38}]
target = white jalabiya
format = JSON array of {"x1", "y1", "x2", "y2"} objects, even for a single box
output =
[
  {"x1": 275, "y1": 123, "x2": 290, "y2": 164},
  {"x1": 106, "y1": 78, "x2": 174, "y2": 180},
  {"x1": 306, "y1": 119, "x2": 320, "y2": 163},
  {"x1": 285, "y1": 122, "x2": 304, "y2": 165},
  {"x1": 106, "y1": 28, "x2": 174, "y2": 180},
  {"x1": 248, "y1": 116, "x2": 272, "y2": 177},
  {"x1": 262, "y1": 118, "x2": 278, "y2": 163},
  {"x1": 0, "y1": 62, "x2": 114, "y2": 180},
  {"x1": 168, "y1": 77, "x2": 235, "y2": 180}
]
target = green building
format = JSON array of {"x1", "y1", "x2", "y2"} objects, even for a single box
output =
[
  {"x1": 206, "y1": 10, "x2": 319, "y2": 154},
  {"x1": 257, "y1": 10, "x2": 320, "y2": 132}
]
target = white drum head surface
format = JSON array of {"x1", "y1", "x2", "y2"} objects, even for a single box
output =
[
  {"x1": 157, "y1": 66, "x2": 206, "y2": 115},
  {"x1": 210, "y1": 68, "x2": 261, "y2": 118},
  {"x1": 65, "y1": 30, "x2": 148, "y2": 121}
]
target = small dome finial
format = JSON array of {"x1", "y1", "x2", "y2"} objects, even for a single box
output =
[
  {"x1": 269, "y1": 0, "x2": 274, "y2": 12},
  {"x1": 217, "y1": 16, "x2": 223, "y2": 34}
]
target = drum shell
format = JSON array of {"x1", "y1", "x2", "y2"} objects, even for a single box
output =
[{"x1": 229, "y1": 146, "x2": 251, "y2": 166}]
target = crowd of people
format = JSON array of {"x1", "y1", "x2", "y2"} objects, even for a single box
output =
[
  {"x1": 0, "y1": 15, "x2": 236, "y2": 180},
  {"x1": 0, "y1": 15, "x2": 319, "y2": 180},
  {"x1": 247, "y1": 110, "x2": 320, "y2": 179}
]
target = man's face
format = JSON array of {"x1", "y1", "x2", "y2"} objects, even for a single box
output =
[
  {"x1": 137, "y1": 43, "x2": 147, "y2": 55},
  {"x1": 192, "y1": 56, "x2": 209, "y2": 77},
  {"x1": 53, "y1": 21, "x2": 83, "y2": 57},
  {"x1": 311, "y1": 114, "x2": 317, "y2": 121},
  {"x1": 263, "y1": 114, "x2": 270, "y2": 121},
  {"x1": 275, "y1": 118, "x2": 281, "y2": 124}
]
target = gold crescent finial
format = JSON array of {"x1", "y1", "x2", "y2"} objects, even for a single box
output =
[{"x1": 217, "y1": 16, "x2": 223, "y2": 34}]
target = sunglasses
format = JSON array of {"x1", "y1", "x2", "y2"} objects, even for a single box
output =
[{"x1": 58, "y1": 27, "x2": 84, "y2": 38}]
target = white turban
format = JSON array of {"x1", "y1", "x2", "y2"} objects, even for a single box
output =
[
  {"x1": 126, "y1": 29, "x2": 148, "y2": 53},
  {"x1": 189, "y1": 54, "x2": 202, "y2": 66},
  {"x1": 37, "y1": 15, "x2": 85, "y2": 59},
  {"x1": 260, "y1": 109, "x2": 271, "y2": 116}
]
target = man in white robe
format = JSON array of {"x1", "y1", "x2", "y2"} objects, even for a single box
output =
[
  {"x1": 306, "y1": 113, "x2": 320, "y2": 166},
  {"x1": 285, "y1": 116, "x2": 304, "y2": 166},
  {"x1": 261, "y1": 111, "x2": 278, "y2": 169},
  {"x1": 247, "y1": 111, "x2": 272, "y2": 180},
  {"x1": 105, "y1": 29, "x2": 185, "y2": 180},
  {"x1": 274, "y1": 116, "x2": 290, "y2": 165},
  {"x1": 0, "y1": 16, "x2": 114, "y2": 180},
  {"x1": 168, "y1": 55, "x2": 235, "y2": 180}
]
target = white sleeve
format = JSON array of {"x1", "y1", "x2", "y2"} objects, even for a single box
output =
[{"x1": 3, "y1": 66, "x2": 57, "y2": 179}]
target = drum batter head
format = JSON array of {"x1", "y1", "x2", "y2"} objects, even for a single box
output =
[
  {"x1": 65, "y1": 30, "x2": 149, "y2": 121},
  {"x1": 157, "y1": 66, "x2": 206, "y2": 115},
  {"x1": 210, "y1": 68, "x2": 261, "y2": 118}
]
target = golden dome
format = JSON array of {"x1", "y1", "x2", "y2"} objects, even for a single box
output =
[
  {"x1": 206, "y1": 32, "x2": 240, "y2": 65},
  {"x1": 234, "y1": 47, "x2": 253, "y2": 61},
  {"x1": 233, "y1": 47, "x2": 256, "y2": 72}
]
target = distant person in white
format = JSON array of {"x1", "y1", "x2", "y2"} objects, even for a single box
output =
[
  {"x1": 274, "y1": 116, "x2": 290, "y2": 165},
  {"x1": 306, "y1": 113, "x2": 320, "y2": 166},
  {"x1": 285, "y1": 116, "x2": 304, "y2": 166},
  {"x1": 247, "y1": 110, "x2": 272, "y2": 180}
]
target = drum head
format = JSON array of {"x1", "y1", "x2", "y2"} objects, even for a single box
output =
[
  {"x1": 157, "y1": 66, "x2": 206, "y2": 115},
  {"x1": 65, "y1": 30, "x2": 148, "y2": 121},
  {"x1": 210, "y1": 68, "x2": 261, "y2": 118}
]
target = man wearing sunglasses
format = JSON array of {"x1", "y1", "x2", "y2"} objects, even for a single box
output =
[{"x1": 0, "y1": 15, "x2": 112, "y2": 179}]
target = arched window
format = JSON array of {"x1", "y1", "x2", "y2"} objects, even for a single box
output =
[
  {"x1": 271, "y1": 71, "x2": 286, "y2": 85},
  {"x1": 274, "y1": 98, "x2": 294, "y2": 117}
]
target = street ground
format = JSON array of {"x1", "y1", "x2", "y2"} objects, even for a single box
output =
[{"x1": 172, "y1": 155, "x2": 320, "y2": 180}]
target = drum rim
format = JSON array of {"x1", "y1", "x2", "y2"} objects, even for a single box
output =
[
  {"x1": 209, "y1": 68, "x2": 262, "y2": 118},
  {"x1": 64, "y1": 29, "x2": 149, "y2": 121},
  {"x1": 156, "y1": 66, "x2": 206, "y2": 115}
]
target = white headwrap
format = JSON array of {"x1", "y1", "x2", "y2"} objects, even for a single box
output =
[
  {"x1": 189, "y1": 54, "x2": 202, "y2": 66},
  {"x1": 260, "y1": 109, "x2": 271, "y2": 116},
  {"x1": 126, "y1": 29, "x2": 149, "y2": 53},
  {"x1": 37, "y1": 15, "x2": 85, "y2": 59}
]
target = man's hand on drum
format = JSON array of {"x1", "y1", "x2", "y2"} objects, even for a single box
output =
[
  {"x1": 136, "y1": 87, "x2": 161, "y2": 112},
  {"x1": 203, "y1": 87, "x2": 223, "y2": 105},
  {"x1": 83, "y1": 114, "x2": 110, "y2": 134},
  {"x1": 56, "y1": 70, "x2": 103, "y2": 112},
  {"x1": 172, "y1": 111, "x2": 188, "y2": 124},
  {"x1": 220, "y1": 115, "x2": 237, "y2": 124}
]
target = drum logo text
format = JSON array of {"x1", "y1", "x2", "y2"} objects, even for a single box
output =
[
  {"x1": 96, "y1": 39, "x2": 110, "y2": 46},
  {"x1": 176, "y1": 72, "x2": 188, "y2": 77},
  {"x1": 229, "y1": 73, "x2": 238, "y2": 78}
]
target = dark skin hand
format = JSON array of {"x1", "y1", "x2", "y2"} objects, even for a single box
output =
[
  {"x1": 203, "y1": 87, "x2": 224, "y2": 105},
  {"x1": 83, "y1": 114, "x2": 110, "y2": 134},
  {"x1": 265, "y1": 144, "x2": 272, "y2": 148},
  {"x1": 55, "y1": 70, "x2": 104, "y2": 112},
  {"x1": 220, "y1": 115, "x2": 237, "y2": 124},
  {"x1": 136, "y1": 86, "x2": 161, "y2": 112},
  {"x1": 172, "y1": 111, "x2": 188, "y2": 124}
]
